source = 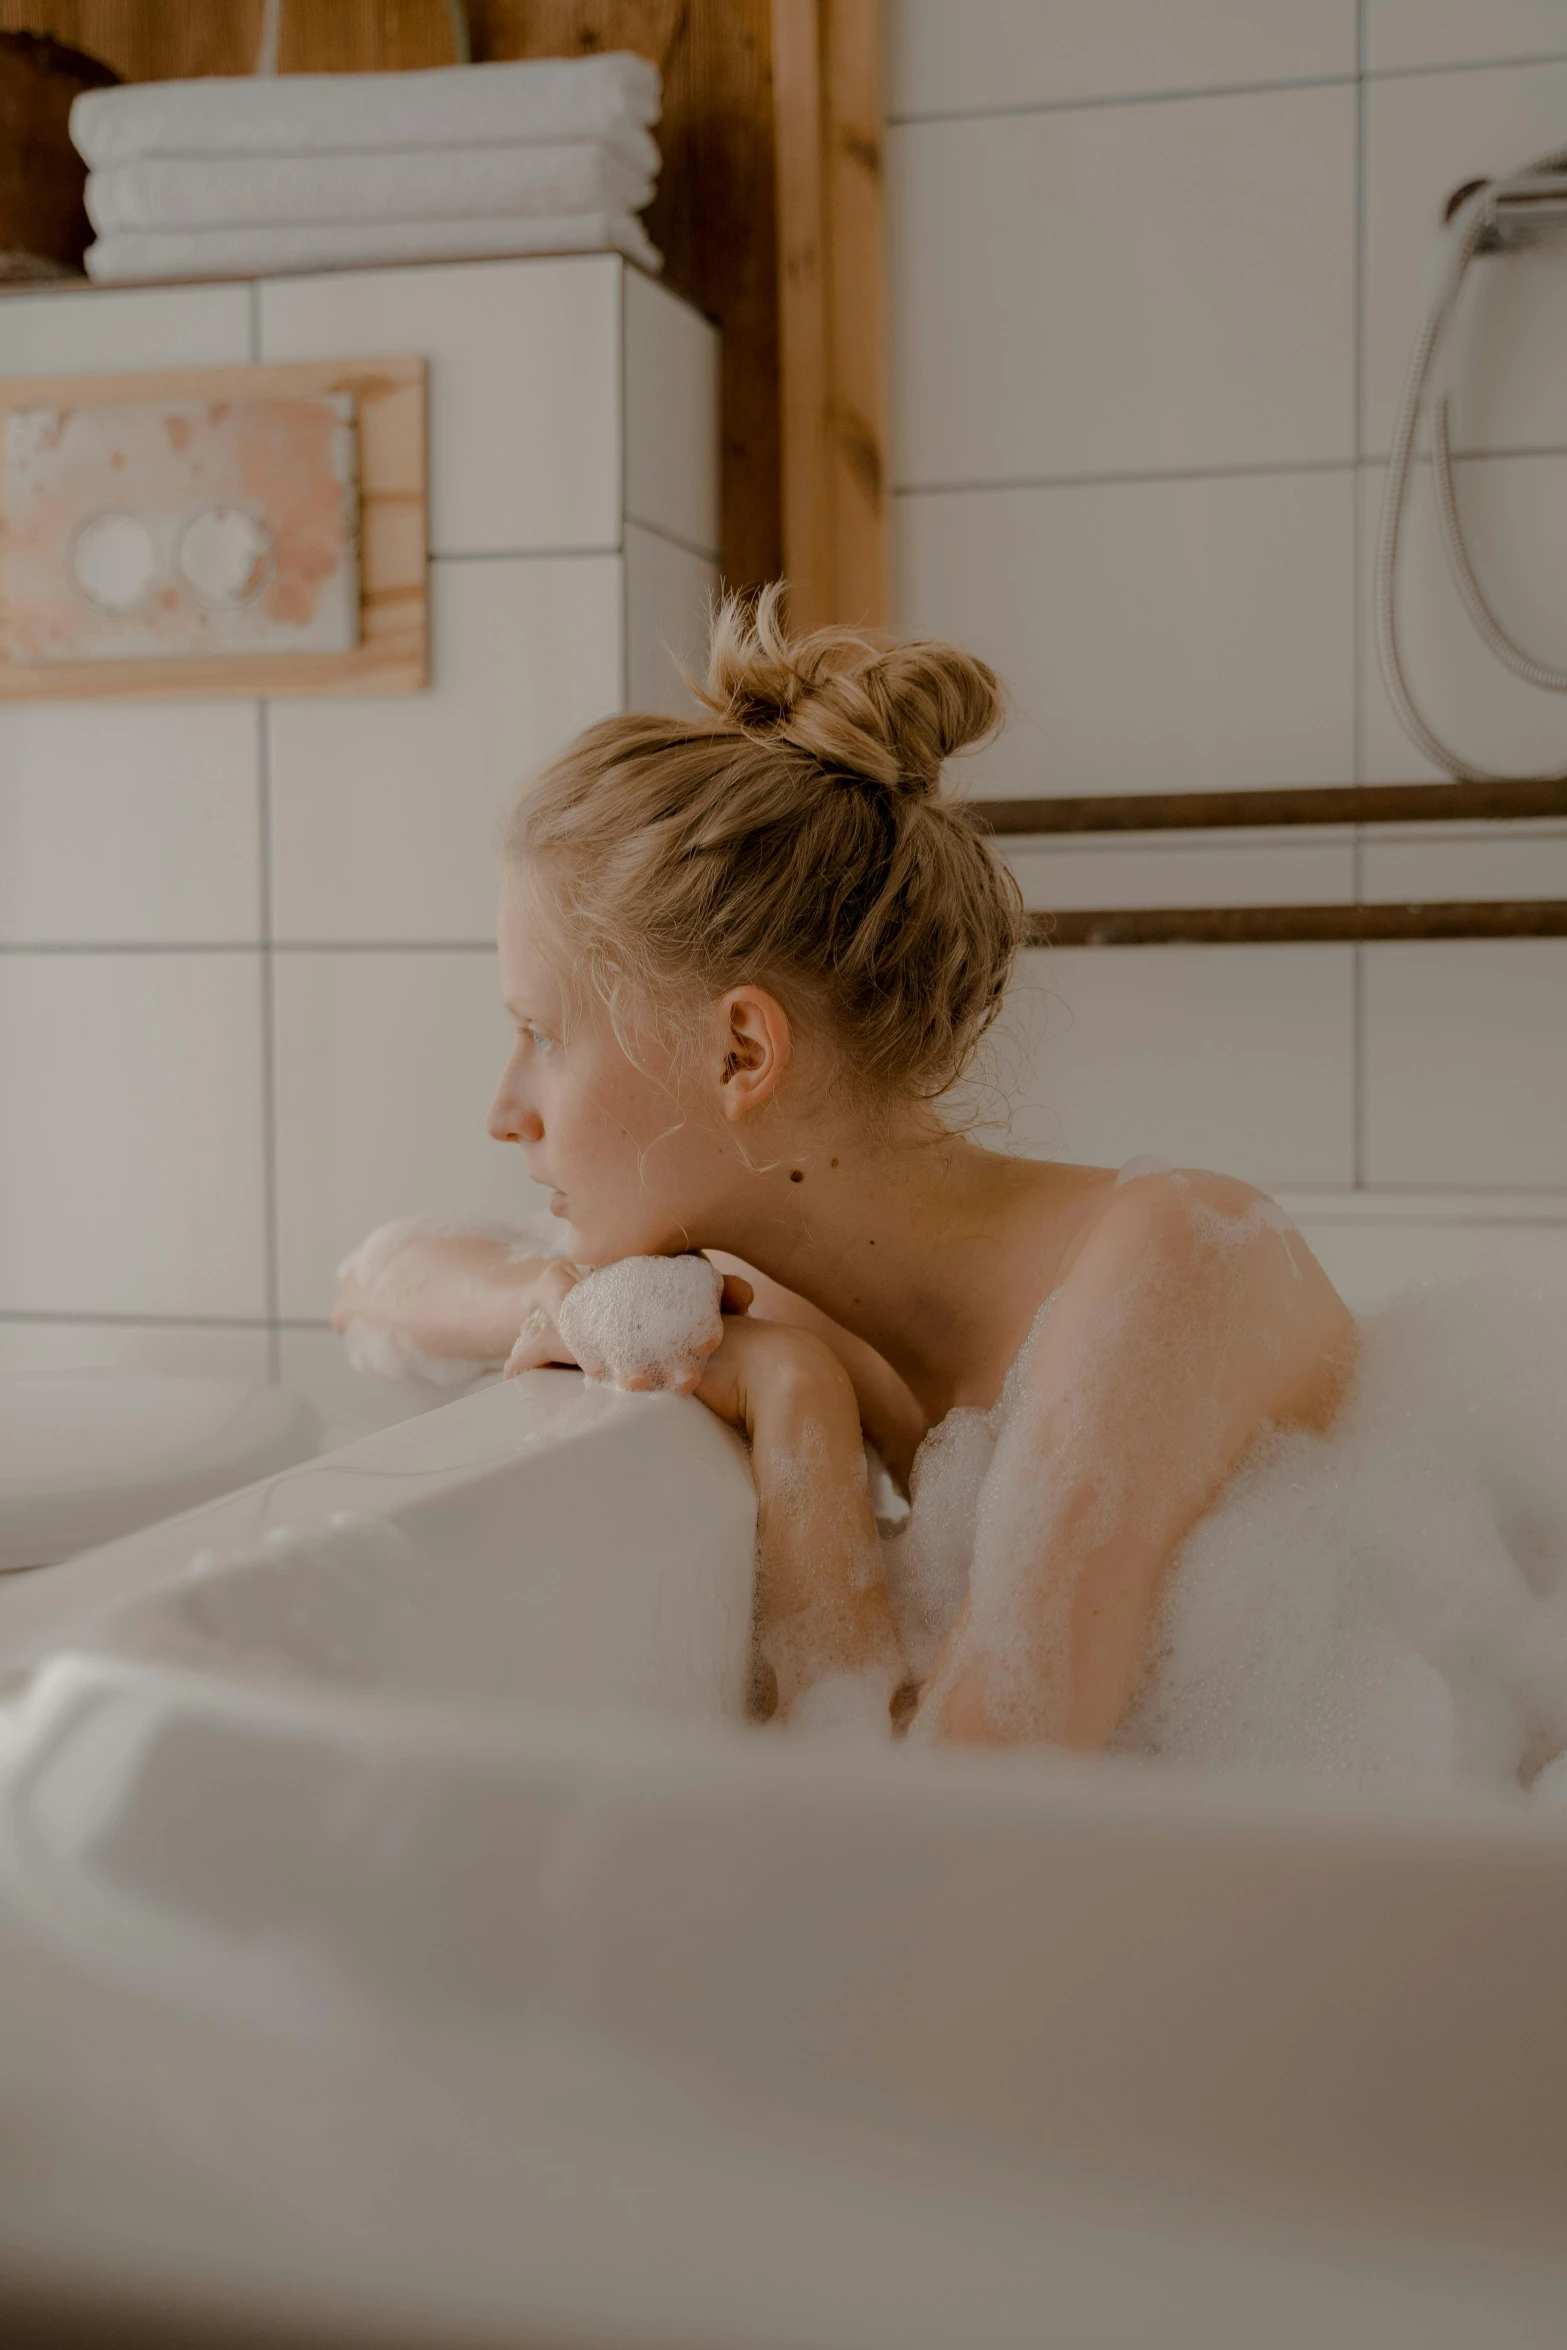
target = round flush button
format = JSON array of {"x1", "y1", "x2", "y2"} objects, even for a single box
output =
[
  {"x1": 176, "y1": 504, "x2": 274, "y2": 609},
  {"x1": 70, "y1": 510, "x2": 157, "y2": 614}
]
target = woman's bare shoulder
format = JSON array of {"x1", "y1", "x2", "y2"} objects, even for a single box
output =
[{"x1": 1041, "y1": 1164, "x2": 1357, "y2": 1429}]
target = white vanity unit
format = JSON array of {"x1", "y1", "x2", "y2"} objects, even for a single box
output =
[{"x1": 0, "y1": 255, "x2": 719, "y2": 1440}]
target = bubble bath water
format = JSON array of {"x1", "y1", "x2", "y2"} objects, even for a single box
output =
[{"x1": 883, "y1": 1273, "x2": 1567, "y2": 1795}]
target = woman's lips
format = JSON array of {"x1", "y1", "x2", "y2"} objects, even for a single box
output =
[{"x1": 549, "y1": 1192, "x2": 569, "y2": 1217}]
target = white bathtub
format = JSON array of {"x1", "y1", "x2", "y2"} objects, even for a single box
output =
[{"x1": 0, "y1": 1369, "x2": 1565, "y2": 2348}]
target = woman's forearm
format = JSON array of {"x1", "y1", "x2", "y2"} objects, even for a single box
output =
[
  {"x1": 334, "y1": 1232, "x2": 550, "y2": 1364},
  {"x1": 748, "y1": 1359, "x2": 906, "y2": 1714}
]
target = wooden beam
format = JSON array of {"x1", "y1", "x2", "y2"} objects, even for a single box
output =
[
  {"x1": 773, "y1": 0, "x2": 887, "y2": 628},
  {"x1": 972, "y1": 777, "x2": 1567, "y2": 835},
  {"x1": 1030, "y1": 902, "x2": 1567, "y2": 948}
]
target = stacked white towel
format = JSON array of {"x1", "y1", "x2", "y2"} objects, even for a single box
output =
[{"x1": 72, "y1": 53, "x2": 663, "y2": 285}]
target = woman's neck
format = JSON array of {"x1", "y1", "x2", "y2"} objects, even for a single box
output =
[{"x1": 704, "y1": 1127, "x2": 1107, "y2": 1422}]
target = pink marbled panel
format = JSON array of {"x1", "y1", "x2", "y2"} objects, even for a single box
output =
[{"x1": 2, "y1": 394, "x2": 359, "y2": 662}]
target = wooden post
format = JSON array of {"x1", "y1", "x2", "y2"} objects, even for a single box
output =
[{"x1": 773, "y1": 0, "x2": 888, "y2": 629}]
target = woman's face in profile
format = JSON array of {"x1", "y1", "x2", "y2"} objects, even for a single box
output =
[{"x1": 487, "y1": 867, "x2": 727, "y2": 1265}]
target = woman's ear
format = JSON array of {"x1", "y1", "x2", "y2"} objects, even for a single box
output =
[{"x1": 715, "y1": 985, "x2": 792, "y2": 1120}]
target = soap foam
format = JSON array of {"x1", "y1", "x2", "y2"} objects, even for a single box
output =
[
  {"x1": 1115, "y1": 1276, "x2": 1567, "y2": 1794},
  {"x1": 889, "y1": 1267, "x2": 1567, "y2": 1792},
  {"x1": 556, "y1": 1254, "x2": 724, "y2": 1393}
]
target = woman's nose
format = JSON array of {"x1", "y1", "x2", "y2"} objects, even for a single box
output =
[{"x1": 487, "y1": 1082, "x2": 542, "y2": 1145}]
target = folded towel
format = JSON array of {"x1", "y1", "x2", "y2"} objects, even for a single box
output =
[
  {"x1": 72, "y1": 54, "x2": 661, "y2": 169},
  {"x1": 83, "y1": 209, "x2": 663, "y2": 285},
  {"x1": 86, "y1": 142, "x2": 656, "y2": 236}
]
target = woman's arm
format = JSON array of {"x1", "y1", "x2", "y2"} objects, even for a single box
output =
[
  {"x1": 704, "y1": 1250, "x2": 926, "y2": 1489},
  {"x1": 330, "y1": 1226, "x2": 556, "y2": 1366},
  {"x1": 694, "y1": 1315, "x2": 908, "y2": 1722},
  {"x1": 914, "y1": 1173, "x2": 1357, "y2": 1751}
]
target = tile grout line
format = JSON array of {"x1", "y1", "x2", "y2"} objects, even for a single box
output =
[
  {"x1": 622, "y1": 513, "x2": 722, "y2": 564},
  {"x1": 886, "y1": 72, "x2": 1357, "y2": 128},
  {"x1": 247, "y1": 278, "x2": 285, "y2": 1381},
  {"x1": 0, "y1": 1313, "x2": 346, "y2": 1332},
  {"x1": 0, "y1": 942, "x2": 500, "y2": 955},
  {"x1": 894, "y1": 448, "x2": 1567, "y2": 504},
  {"x1": 257, "y1": 699, "x2": 283, "y2": 1384},
  {"x1": 617, "y1": 260, "x2": 630, "y2": 714},
  {"x1": 886, "y1": 51, "x2": 1567, "y2": 131},
  {"x1": 1352, "y1": 0, "x2": 1367, "y2": 1191},
  {"x1": 894, "y1": 457, "x2": 1360, "y2": 498},
  {"x1": 430, "y1": 543, "x2": 624, "y2": 564}
]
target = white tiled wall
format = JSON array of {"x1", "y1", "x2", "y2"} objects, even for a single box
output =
[
  {"x1": 888, "y1": 1, "x2": 1567, "y2": 1255},
  {"x1": 0, "y1": 255, "x2": 719, "y2": 1408}
]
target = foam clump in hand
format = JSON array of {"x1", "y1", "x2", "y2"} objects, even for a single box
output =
[{"x1": 556, "y1": 1254, "x2": 724, "y2": 1393}]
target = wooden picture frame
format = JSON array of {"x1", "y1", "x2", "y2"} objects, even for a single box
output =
[{"x1": 0, "y1": 352, "x2": 426, "y2": 700}]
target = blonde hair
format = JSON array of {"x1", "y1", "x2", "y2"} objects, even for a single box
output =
[{"x1": 502, "y1": 585, "x2": 1024, "y2": 1106}]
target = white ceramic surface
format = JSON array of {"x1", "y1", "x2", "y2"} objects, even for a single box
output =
[
  {"x1": 0, "y1": 701, "x2": 262, "y2": 946},
  {"x1": 1367, "y1": 0, "x2": 1567, "y2": 72},
  {"x1": 1358, "y1": 451, "x2": 1567, "y2": 784},
  {"x1": 1364, "y1": 60, "x2": 1567, "y2": 459},
  {"x1": 1006, "y1": 830, "x2": 1356, "y2": 912},
  {"x1": 0, "y1": 1371, "x2": 320, "y2": 1570},
  {"x1": 268, "y1": 552, "x2": 622, "y2": 944},
  {"x1": 0, "y1": 952, "x2": 270, "y2": 1321},
  {"x1": 270, "y1": 950, "x2": 552, "y2": 1324},
  {"x1": 623, "y1": 267, "x2": 722, "y2": 557},
  {"x1": 624, "y1": 522, "x2": 718, "y2": 716},
  {"x1": 888, "y1": 86, "x2": 1355, "y2": 488},
  {"x1": 999, "y1": 943, "x2": 1357, "y2": 1186},
  {"x1": 897, "y1": 468, "x2": 1357, "y2": 798},
  {"x1": 0, "y1": 282, "x2": 252, "y2": 379},
  {"x1": 887, "y1": 0, "x2": 1357, "y2": 116},
  {"x1": 1363, "y1": 940, "x2": 1567, "y2": 1188},
  {"x1": 0, "y1": 1369, "x2": 1563, "y2": 2345},
  {"x1": 260, "y1": 254, "x2": 623, "y2": 556}
]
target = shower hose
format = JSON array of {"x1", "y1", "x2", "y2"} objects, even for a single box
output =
[{"x1": 1376, "y1": 144, "x2": 1567, "y2": 780}]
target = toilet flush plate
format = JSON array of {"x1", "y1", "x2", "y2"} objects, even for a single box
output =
[
  {"x1": 3, "y1": 393, "x2": 359, "y2": 661},
  {"x1": 0, "y1": 354, "x2": 425, "y2": 702}
]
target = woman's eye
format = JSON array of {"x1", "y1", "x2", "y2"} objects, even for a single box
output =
[{"x1": 519, "y1": 1024, "x2": 556, "y2": 1054}]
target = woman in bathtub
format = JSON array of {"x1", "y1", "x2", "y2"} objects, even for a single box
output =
[{"x1": 333, "y1": 586, "x2": 1371, "y2": 1752}]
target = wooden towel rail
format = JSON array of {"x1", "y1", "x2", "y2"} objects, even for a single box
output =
[
  {"x1": 970, "y1": 776, "x2": 1567, "y2": 836},
  {"x1": 1032, "y1": 903, "x2": 1567, "y2": 948},
  {"x1": 969, "y1": 778, "x2": 1567, "y2": 946}
]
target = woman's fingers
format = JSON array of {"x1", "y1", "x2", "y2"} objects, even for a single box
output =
[
  {"x1": 720, "y1": 1272, "x2": 754, "y2": 1314},
  {"x1": 502, "y1": 1262, "x2": 585, "y2": 1380},
  {"x1": 503, "y1": 1306, "x2": 558, "y2": 1379}
]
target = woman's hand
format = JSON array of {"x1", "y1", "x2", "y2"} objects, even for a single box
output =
[
  {"x1": 693, "y1": 1309, "x2": 849, "y2": 1442},
  {"x1": 504, "y1": 1260, "x2": 755, "y2": 1391},
  {"x1": 500, "y1": 1257, "x2": 587, "y2": 1379}
]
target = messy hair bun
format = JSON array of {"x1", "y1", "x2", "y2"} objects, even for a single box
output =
[
  {"x1": 504, "y1": 585, "x2": 1024, "y2": 1106},
  {"x1": 701, "y1": 582, "x2": 1003, "y2": 799}
]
